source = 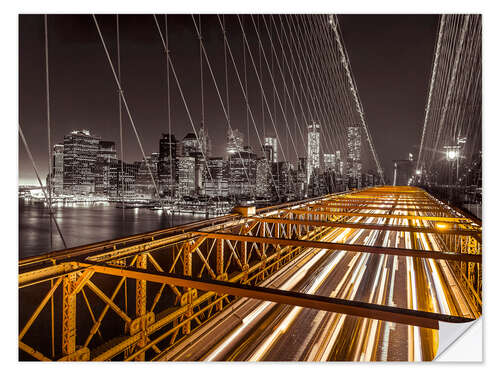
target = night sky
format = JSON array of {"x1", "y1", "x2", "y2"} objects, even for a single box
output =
[{"x1": 18, "y1": 14, "x2": 439, "y2": 185}]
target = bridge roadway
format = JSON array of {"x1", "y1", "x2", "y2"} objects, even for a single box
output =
[
  {"x1": 18, "y1": 186, "x2": 482, "y2": 362},
  {"x1": 158, "y1": 194, "x2": 480, "y2": 361}
]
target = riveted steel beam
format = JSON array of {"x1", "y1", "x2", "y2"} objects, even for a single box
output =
[
  {"x1": 250, "y1": 217, "x2": 480, "y2": 236},
  {"x1": 286, "y1": 209, "x2": 470, "y2": 223},
  {"x1": 191, "y1": 232, "x2": 481, "y2": 263},
  {"x1": 79, "y1": 262, "x2": 474, "y2": 330}
]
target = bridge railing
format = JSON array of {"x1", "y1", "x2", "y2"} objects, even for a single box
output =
[
  {"x1": 18, "y1": 187, "x2": 481, "y2": 361},
  {"x1": 19, "y1": 192, "x2": 343, "y2": 361}
]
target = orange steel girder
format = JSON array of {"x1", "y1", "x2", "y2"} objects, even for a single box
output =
[
  {"x1": 192, "y1": 232, "x2": 481, "y2": 263},
  {"x1": 80, "y1": 262, "x2": 474, "y2": 330},
  {"x1": 285, "y1": 208, "x2": 471, "y2": 223}
]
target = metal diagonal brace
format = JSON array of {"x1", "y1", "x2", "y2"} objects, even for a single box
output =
[
  {"x1": 191, "y1": 232, "x2": 481, "y2": 263},
  {"x1": 251, "y1": 217, "x2": 481, "y2": 236},
  {"x1": 79, "y1": 261, "x2": 474, "y2": 330}
]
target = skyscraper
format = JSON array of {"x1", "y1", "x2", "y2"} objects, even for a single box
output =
[
  {"x1": 134, "y1": 153, "x2": 159, "y2": 198},
  {"x1": 51, "y1": 144, "x2": 64, "y2": 195},
  {"x1": 347, "y1": 126, "x2": 362, "y2": 182},
  {"x1": 226, "y1": 128, "x2": 244, "y2": 157},
  {"x1": 323, "y1": 153, "x2": 336, "y2": 171},
  {"x1": 197, "y1": 126, "x2": 212, "y2": 158},
  {"x1": 307, "y1": 122, "x2": 320, "y2": 184},
  {"x1": 181, "y1": 133, "x2": 199, "y2": 156},
  {"x1": 158, "y1": 133, "x2": 177, "y2": 197},
  {"x1": 95, "y1": 141, "x2": 117, "y2": 196},
  {"x1": 256, "y1": 158, "x2": 271, "y2": 198},
  {"x1": 203, "y1": 157, "x2": 228, "y2": 198},
  {"x1": 264, "y1": 136, "x2": 278, "y2": 163},
  {"x1": 63, "y1": 129, "x2": 100, "y2": 194},
  {"x1": 177, "y1": 156, "x2": 196, "y2": 197},
  {"x1": 228, "y1": 147, "x2": 256, "y2": 198}
]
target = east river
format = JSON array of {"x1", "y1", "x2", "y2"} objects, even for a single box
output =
[{"x1": 19, "y1": 199, "x2": 205, "y2": 259}]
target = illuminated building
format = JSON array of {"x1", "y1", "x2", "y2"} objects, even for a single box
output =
[
  {"x1": 264, "y1": 136, "x2": 278, "y2": 163},
  {"x1": 256, "y1": 157, "x2": 271, "y2": 198},
  {"x1": 228, "y1": 147, "x2": 256, "y2": 197},
  {"x1": 95, "y1": 140, "x2": 117, "y2": 196},
  {"x1": 324, "y1": 153, "x2": 336, "y2": 171},
  {"x1": 158, "y1": 133, "x2": 177, "y2": 197},
  {"x1": 181, "y1": 133, "x2": 199, "y2": 156},
  {"x1": 307, "y1": 122, "x2": 320, "y2": 184},
  {"x1": 63, "y1": 129, "x2": 100, "y2": 194},
  {"x1": 347, "y1": 126, "x2": 362, "y2": 183},
  {"x1": 50, "y1": 144, "x2": 64, "y2": 195},
  {"x1": 134, "y1": 153, "x2": 159, "y2": 198},
  {"x1": 197, "y1": 126, "x2": 212, "y2": 158},
  {"x1": 203, "y1": 157, "x2": 228, "y2": 198},
  {"x1": 177, "y1": 156, "x2": 196, "y2": 197},
  {"x1": 226, "y1": 128, "x2": 244, "y2": 157}
]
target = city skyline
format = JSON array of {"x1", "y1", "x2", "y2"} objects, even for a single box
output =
[
  {"x1": 17, "y1": 12, "x2": 483, "y2": 363},
  {"x1": 42, "y1": 124, "x2": 371, "y2": 202},
  {"x1": 19, "y1": 14, "x2": 439, "y2": 185}
]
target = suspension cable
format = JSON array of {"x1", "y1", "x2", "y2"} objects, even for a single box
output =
[
  {"x1": 19, "y1": 124, "x2": 67, "y2": 248},
  {"x1": 329, "y1": 15, "x2": 385, "y2": 184},
  {"x1": 92, "y1": 15, "x2": 161, "y2": 199},
  {"x1": 152, "y1": 15, "x2": 220, "y2": 203}
]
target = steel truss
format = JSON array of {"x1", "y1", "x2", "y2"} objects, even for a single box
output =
[{"x1": 18, "y1": 186, "x2": 481, "y2": 361}]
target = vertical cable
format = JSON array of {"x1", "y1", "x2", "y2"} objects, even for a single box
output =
[
  {"x1": 242, "y1": 16, "x2": 249, "y2": 150},
  {"x1": 166, "y1": 15, "x2": 173, "y2": 200},
  {"x1": 44, "y1": 15, "x2": 53, "y2": 248},
  {"x1": 199, "y1": 15, "x2": 204, "y2": 130},
  {"x1": 116, "y1": 15, "x2": 125, "y2": 208},
  {"x1": 43, "y1": 16, "x2": 55, "y2": 357}
]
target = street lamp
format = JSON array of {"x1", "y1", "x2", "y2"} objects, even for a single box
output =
[{"x1": 444, "y1": 146, "x2": 460, "y2": 161}]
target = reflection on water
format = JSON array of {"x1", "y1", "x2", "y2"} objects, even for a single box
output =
[{"x1": 19, "y1": 200, "x2": 201, "y2": 259}]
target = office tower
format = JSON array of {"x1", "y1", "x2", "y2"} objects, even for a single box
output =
[
  {"x1": 63, "y1": 129, "x2": 100, "y2": 194},
  {"x1": 177, "y1": 156, "x2": 196, "y2": 197},
  {"x1": 273, "y1": 161, "x2": 293, "y2": 199},
  {"x1": 264, "y1": 136, "x2": 278, "y2": 163},
  {"x1": 158, "y1": 133, "x2": 177, "y2": 197},
  {"x1": 324, "y1": 153, "x2": 336, "y2": 171},
  {"x1": 297, "y1": 157, "x2": 308, "y2": 198},
  {"x1": 262, "y1": 144, "x2": 274, "y2": 163},
  {"x1": 307, "y1": 122, "x2": 320, "y2": 184},
  {"x1": 95, "y1": 140, "x2": 117, "y2": 196},
  {"x1": 335, "y1": 150, "x2": 342, "y2": 175},
  {"x1": 228, "y1": 147, "x2": 256, "y2": 197},
  {"x1": 181, "y1": 133, "x2": 199, "y2": 156},
  {"x1": 109, "y1": 160, "x2": 138, "y2": 198},
  {"x1": 50, "y1": 144, "x2": 64, "y2": 195},
  {"x1": 191, "y1": 151, "x2": 205, "y2": 195},
  {"x1": 226, "y1": 128, "x2": 244, "y2": 157},
  {"x1": 347, "y1": 126, "x2": 362, "y2": 182},
  {"x1": 256, "y1": 157, "x2": 271, "y2": 198},
  {"x1": 198, "y1": 126, "x2": 212, "y2": 158},
  {"x1": 203, "y1": 157, "x2": 228, "y2": 198},
  {"x1": 134, "y1": 153, "x2": 159, "y2": 197}
]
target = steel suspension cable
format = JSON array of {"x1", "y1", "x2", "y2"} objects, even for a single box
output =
[
  {"x1": 19, "y1": 124, "x2": 67, "y2": 248},
  {"x1": 416, "y1": 15, "x2": 445, "y2": 172},
  {"x1": 92, "y1": 15, "x2": 161, "y2": 199},
  {"x1": 330, "y1": 15, "x2": 385, "y2": 184},
  {"x1": 216, "y1": 15, "x2": 281, "y2": 199},
  {"x1": 152, "y1": 15, "x2": 219, "y2": 203},
  {"x1": 43, "y1": 15, "x2": 53, "y2": 251},
  {"x1": 190, "y1": 15, "x2": 252, "y2": 193}
]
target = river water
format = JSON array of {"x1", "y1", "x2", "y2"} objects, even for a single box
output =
[{"x1": 19, "y1": 199, "x2": 206, "y2": 259}]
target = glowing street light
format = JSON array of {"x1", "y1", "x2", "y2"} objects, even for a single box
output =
[
  {"x1": 444, "y1": 145, "x2": 460, "y2": 161},
  {"x1": 436, "y1": 223, "x2": 449, "y2": 230},
  {"x1": 416, "y1": 169, "x2": 422, "y2": 175}
]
